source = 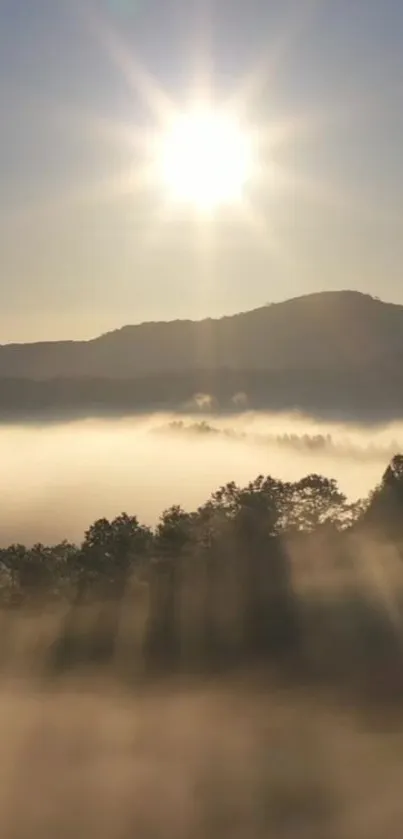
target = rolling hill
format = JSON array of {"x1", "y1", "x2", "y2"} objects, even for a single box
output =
[{"x1": 0, "y1": 290, "x2": 403, "y2": 420}]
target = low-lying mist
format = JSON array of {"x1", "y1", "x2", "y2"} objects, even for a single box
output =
[{"x1": 1, "y1": 411, "x2": 403, "y2": 546}]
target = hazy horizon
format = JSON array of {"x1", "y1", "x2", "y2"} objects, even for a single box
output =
[{"x1": 1, "y1": 0, "x2": 403, "y2": 342}]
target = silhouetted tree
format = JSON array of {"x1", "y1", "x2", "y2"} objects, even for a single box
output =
[
  {"x1": 2, "y1": 461, "x2": 403, "y2": 677},
  {"x1": 365, "y1": 455, "x2": 403, "y2": 541},
  {"x1": 288, "y1": 475, "x2": 347, "y2": 532},
  {"x1": 79, "y1": 514, "x2": 151, "y2": 591}
]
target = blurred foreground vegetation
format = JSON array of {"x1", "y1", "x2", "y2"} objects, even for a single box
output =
[
  {"x1": 1, "y1": 456, "x2": 403, "y2": 837},
  {"x1": 0, "y1": 455, "x2": 402, "y2": 699}
]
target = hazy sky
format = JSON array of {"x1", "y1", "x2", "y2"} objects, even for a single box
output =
[{"x1": 1, "y1": 0, "x2": 403, "y2": 342}]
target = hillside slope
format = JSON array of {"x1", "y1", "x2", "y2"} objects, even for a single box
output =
[
  {"x1": 0, "y1": 291, "x2": 402, "y2": 380},
  {"x1": 1, "y1": 291, "x2": 403, "y2": 420}
]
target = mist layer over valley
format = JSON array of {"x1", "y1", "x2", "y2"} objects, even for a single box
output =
[{"x1": 2, "y1": 411, "x2": 403, "y2": 546}]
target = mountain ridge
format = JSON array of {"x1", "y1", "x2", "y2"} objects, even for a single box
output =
[
  {"x1": 0, "y1": 289, "x2": 396, "y2": 349},
  {"x1": 1, "y1": 290, "x2": 402, "y2": 381},
  {"x1": 0, "y1": 290, "x2": 403, "y2": 421}
]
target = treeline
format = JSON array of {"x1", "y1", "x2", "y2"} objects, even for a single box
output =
[
  {"x1": 157, "y1": 420, "x2": 401, "y2": 461},
  {"x1": 1, "y1": 456, "x2": 403, "y2": 682},
  {"x1": 0, "y1": 470, "x2": 357, "y2": 603}
]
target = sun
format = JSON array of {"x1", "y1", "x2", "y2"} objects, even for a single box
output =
[{"x1": 158, "y1": 108, "x2": 253, "y2": 210}]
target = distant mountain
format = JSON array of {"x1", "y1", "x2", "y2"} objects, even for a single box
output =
[
  {"x1": 2, "y1": 290, "x2": 403, "y2": 378},
  {"x1": 1, "y1": 291, "x2": 403, "y2": 421}
]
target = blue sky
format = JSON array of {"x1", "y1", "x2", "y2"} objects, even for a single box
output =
[{"x1": 1, "y1": 0, "x2": 403, "y2": 341}]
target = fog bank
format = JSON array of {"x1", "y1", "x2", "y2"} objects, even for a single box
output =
[{"x1": 0, "y1": 412, "x2": 401, "y2": 545}]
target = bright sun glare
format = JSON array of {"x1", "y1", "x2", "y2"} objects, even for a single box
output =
[
  {"x1": 48, "y1": 7, "x2": 356, "y2": 253},
  {"x1": 159, "y1": 109, "x2": 253, "y2": 210}
]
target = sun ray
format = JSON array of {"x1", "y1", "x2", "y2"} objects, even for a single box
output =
[
  {"x1": 264, "y1": 165, "x2": 403, "y2": 227},
  {"x1": 252, "y1": 84, "x2": 394, "y2": 157},
  {"x1": 225, "y1": 0, "x2": 326, "y2": 119},
  {"x1": 52, "y1": 102, "x2": 152, "y2": 153},
  {"x1": 3, "y1": 162, "x2": 158, "y2": 234},
  {"x1": 185, "y1": 0, "x2": 215, "y2": 107},
  {"x1": 18, "y1": 0, "x2": 397, "y2": 288},
  {"x1": 81, "y1": 3, "x2": 177, "y2": 126}
]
